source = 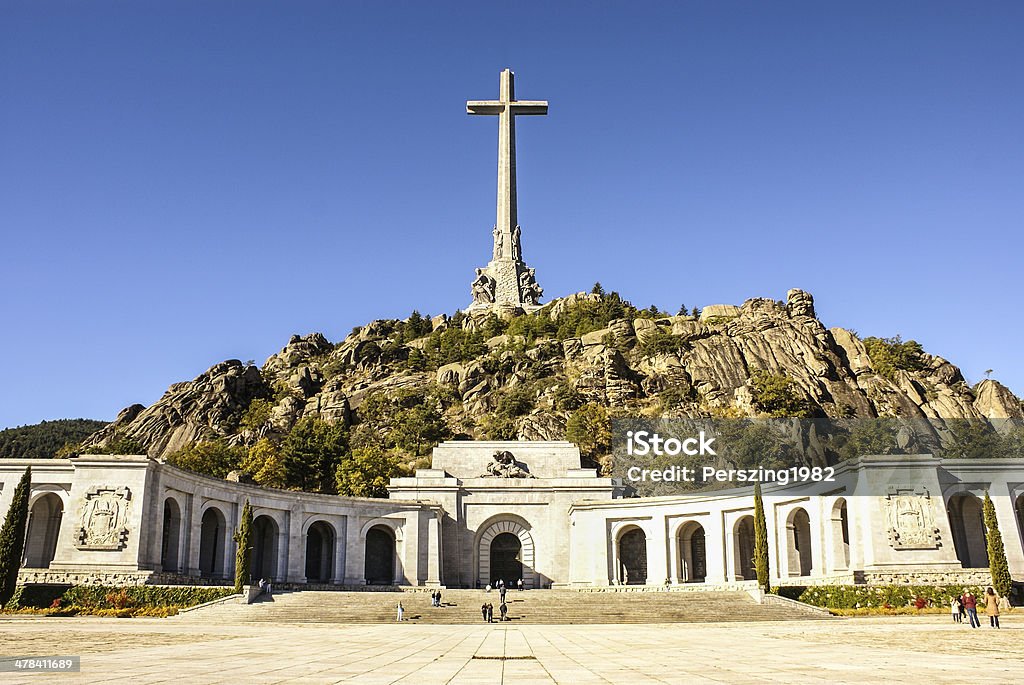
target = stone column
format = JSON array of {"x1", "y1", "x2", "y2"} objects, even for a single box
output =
[
  {"x1": 285, "y1": 509, "x2": 303, "y2": 583},
  {"x1": 344, "y1": 522, "x2": 365, "y2": 585},
  {"x1": 426, "y1": 511, "x2": 442, "y2": 587},
  {"x1": 668, "y1": 529, "x2": 681, "y2": 584},
  {"x1": 223, "y1": 501, "x2": 238, "y2": 581},
  {"x1": 646, "y1": 516, "x2": 669, "y2": 586},
  {"x1": 185, "y1": 495, "x2": 202, "y2": 577},
  {"x1": 332, "y1": 516, "x2": 348, "y2": 585},
  {"x1": 704, "y1": 513, "x2": 728, "y2": 584}
]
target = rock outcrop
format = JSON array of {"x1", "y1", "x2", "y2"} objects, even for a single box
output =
[{"x1": 81, "y1": 288, "x2": 1022, "y2": 460}]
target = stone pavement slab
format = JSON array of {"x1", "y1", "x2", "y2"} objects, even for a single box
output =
[{"x1": 0, "y1": 615, "x2": 1021, "y2": 684}]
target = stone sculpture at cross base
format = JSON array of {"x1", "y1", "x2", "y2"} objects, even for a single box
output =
[{"x1": 466, "y1": 69, "x2": 547, "y2": 313}]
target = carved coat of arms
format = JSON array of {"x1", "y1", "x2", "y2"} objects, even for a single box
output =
[
  {"x1": 77, "y1": 486, "x2": 131, "y2": 550},
  {"x1": 885, "y1": 485, "x2": 940, "y2": 550}
]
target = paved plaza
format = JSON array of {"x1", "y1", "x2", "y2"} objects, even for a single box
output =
[{"x1": 1, "y1": 615, "x2": 1021, "y2": 684}]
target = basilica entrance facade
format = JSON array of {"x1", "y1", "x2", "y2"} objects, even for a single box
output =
[{"x1": 477, "y1": 519, "x2": 536, "y2": 589}]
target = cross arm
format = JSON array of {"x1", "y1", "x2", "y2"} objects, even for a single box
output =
[
  {"x1": 467, "y1": 101, "x2": 504, "y2": 115},
  {"x1": 509, "y1": 101, "x2": 548, "y2": 115}
]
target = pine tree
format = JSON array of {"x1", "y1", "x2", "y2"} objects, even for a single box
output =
[
  {"x1": 982, "y1": 492, "x2": 1013, "y2": 599},
  {"x1": 233, "y1": 500, "x2": 253, "y2": 594},
  {"x1": 0, "y1": 467, "x2": 31, "y2": 606},
  {"x1": 753, "y1": 482, "x2": 771, "y2": 594}
]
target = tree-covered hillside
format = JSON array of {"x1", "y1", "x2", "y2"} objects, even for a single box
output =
[{"x1": 0, "y1": 419, "x2": 109, "y2": 459}]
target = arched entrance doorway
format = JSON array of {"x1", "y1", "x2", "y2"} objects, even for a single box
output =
[
  {"x1": 618, "y1": 527, "x2": 648, "y2": 585},
  {"x1": 787, "y1": 508, "x2": 813, "y2": 577},
  {"x1": 830, "y1": 499, "x2": 850, "y2": 571},
  {"x1": 478, "y1": 520, "x2": 536, "y2": 589},
  {"x1": 489, "y1": 533, "x2": 522, "y2": 587},
  {"x1": 733, "y1": 516, "x2": 756, "y2": 581},
  {"x1": 677, "y1": 521, "x2": 706, "y2": 583},
  {"x1": 252, "y1": 515, "x2": 280, "y2": 583},
  {"x1": 948, "y1": 493, "x2": 988, "y2": 568},
  {"x1": 24, "y1": 494, "x2": 63, "y2": 568},
  {"x1": 364, "y1": 525, "x2": 395, "y2": 585},
  {"x1": 305, "y1": 521, "x2": 335, "y2": 583},
  {"x1": 199, "y1": 507, "x2": 226, "y2": 578},
  {"x1": 161, "y1": 498, "x2": 182, "y2": 573}
]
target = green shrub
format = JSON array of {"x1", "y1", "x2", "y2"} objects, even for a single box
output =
[
  {"x1": 60, "y1": 585, "x2": 235, "y2": 610},
  {"x1": 862, "y1": 335, "x2": 926, "y2": 381},
  {"x1": 795, "y1": 585, "x2": 986, "y2": 609},
  {"x1": 638, "y1": 329, "x2": 686, "y2": 356},
  {"x1": 750, "y1": 371, "x2": 809, "y2": 418}
]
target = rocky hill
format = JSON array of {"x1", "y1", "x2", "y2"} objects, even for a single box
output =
[{"x1": 80, "y1": 288, "x2": 1023, "y2": 471}]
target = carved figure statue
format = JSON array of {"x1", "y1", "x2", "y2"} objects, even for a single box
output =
[
  {"x1": 482, "y1": 450, "x2": 534, "y2": 478},
  {"x1": 519, "y1": 268, "x2": 543, "y2": 306},
  {"x1": 492, "y1": 226, "x2": 503, "y2": 260},
  {"x1": 471, "y1": 268, "x2": 496, "y2": 305},
  {"x1": 511, "y1": 225, "x2": 522, "y2": 260}
]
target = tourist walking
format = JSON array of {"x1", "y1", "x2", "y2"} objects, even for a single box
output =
[
  {"x1": 397, "y1": 602, "x2": 404, "y2": 622},
  {"x1": 985, "y1": 587, "x2": 1001, "y2": 629},
  {"x1": 436, "y1": 589, "x2": 442, "y2": 607},
  {"x1": 486, "y1": 602, "x2": 494, "y2": 623},
  {"x1": 499, "y1": 585, "x2": 507, "y2": 602},
  {"x1": 265, "y1": 579, "x2": 273, "y2": 597},
  {"x1": 963, "y1": 590, "x2": 980, "y2": 628},
  {"x1": 481, "y1": 603, "x2": 489, "y2": 622},
  {"x1": 951, "y1": 596, "x2": 962, "y2": 623},
  {"x1": 517, "y1": 578, "x2": 523, "y2": 591},
  {"x1": 500, "y1": 602, "x2": 508, "y2": 622}
]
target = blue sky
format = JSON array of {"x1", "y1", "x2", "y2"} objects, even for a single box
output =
[{"x1": 1, "y1": 1, "x2": 1022, "y2": 429}]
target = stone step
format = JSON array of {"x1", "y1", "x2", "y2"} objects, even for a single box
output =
[{"x1": 177, "y1": 589, "x2": 829, "y2": 624}]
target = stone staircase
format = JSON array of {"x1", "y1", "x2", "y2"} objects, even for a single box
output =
[{"x1": 176, "y1": 588, "x2": 831, "y2": 624}]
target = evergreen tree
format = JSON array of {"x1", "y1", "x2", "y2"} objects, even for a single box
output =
[
  {"x1": 233, "y1": 500, "x2": 253, "y2": 593},
  {"x1": 0, "y1": 467, "x2": 31, "y2": 605},
  {"x1": 753, "y1": 482, "x2": 771, "y2": 594},
  {"x1": 282, "y1": 417, "x2": 347, "y2": 493},
  {"x1": 677, "y1": 304, "x2": 688, "y2": 316},
  {"x1": 983, "y1": 492, "x2": 1013, "y2": 599}
]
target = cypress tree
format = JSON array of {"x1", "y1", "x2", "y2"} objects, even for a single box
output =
[
  {"x1": 753, "y1": 482, "x2": 771, "y2": 594},
  {"x1": 0, "y1": 467, "x2": 31, "y2": 606},
  {"x1": 233, "y1": 499, "x2": 253, "y2": 594},
  {"x1": 982, "y1": 492, "x2": 1013, "y2": 599}
]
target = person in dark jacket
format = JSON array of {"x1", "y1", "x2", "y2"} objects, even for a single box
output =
[{"x1": 962, "y1": 590, "x2": 980, "y2": 628}]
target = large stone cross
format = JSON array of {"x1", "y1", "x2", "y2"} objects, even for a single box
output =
[{"x1": 467, "y1": 69, "x2": 547, "y2": 310}]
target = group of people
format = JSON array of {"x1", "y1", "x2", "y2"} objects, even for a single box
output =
[
  {"x1": 951, "y1": 588, "x2": 1005, "y2": 628},
  {"x1": 485, "y1": 578, "x2": 524, "y2": 593},
  {"x1": 430, "y1": 589, "x2": 443, "y2": 607},
  {"x1": 480, "y1": 601, "x2": 508, "y2": 622},
  {"x1": 257, "y1": 578, "x2": 272, "y2": 597}
]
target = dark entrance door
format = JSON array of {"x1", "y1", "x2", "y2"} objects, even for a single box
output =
[
  {"x1": 691, "y1": 527, "x2": 706, "y2": 582},
  {"x1": 364, "y1": 526, "x2": 394, "y2": 585},
  {"x1": 619, "y1": 528, "x2": 647, "y2": 585},
  {"x1": 490, "y1": 533, "x2": 522, "y2": 586}
]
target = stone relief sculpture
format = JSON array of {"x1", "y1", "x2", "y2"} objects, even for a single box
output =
[
  {"x1": 471, "y1": 268, "x2": 496, "y2": 305},
  {"x1": 885, "y1": 485, "x2": 940, "y2": 550},
  {"x1": 77, "y1": 486, "x2": 132, "y2": 551},
  {"x1": 482, "y1": 450, "x2": 534, "y2": 478}
]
